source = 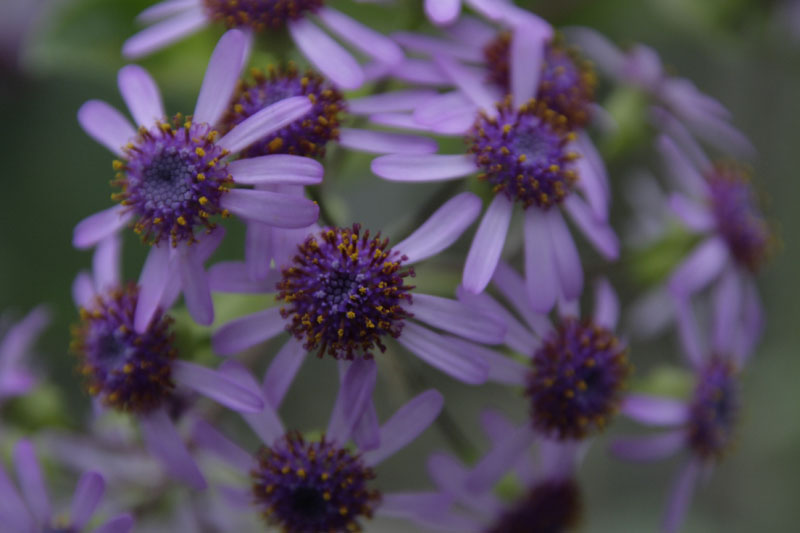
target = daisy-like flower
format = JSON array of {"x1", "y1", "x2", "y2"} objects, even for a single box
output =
[
  {"x1": 0, "y1": 305, "x2": 49, "y2": 403},
  {"x1": 70, "y1": 235, "x2": 266, "y2": 489},
  {"x1": 563, "y1": 26, "x2": 754, "y2": 157},
  {"x1": 423, "y1": 408, "x2": 586, "y2": 532},
  {"x1": 190, "y1": 359, "x2": 449, "y2": 532},
  {"x1": 657, "y1": 134, "x2": 771, "y2": 318},
  {"x1": 456, "y1": 264, "x2": 631, "y2": 444},
  {"x1": 0, "y1": 439, "x2": 133, "y2": 533},
  {"x1": 610, "y1": 286, "x2": 762, "y2": 533},
  {"x1": 372, "y1": 17, "x2": 618, "y2": 308},
  {"x1": 123, "y1": 0, "x2": 405, "y2": 90},
  {"x1": 211, "y1": 192, "x2": 506, "y2": 387},
  {"x1": 74, "y1": 29, "x2": 321, "y2": 327}
]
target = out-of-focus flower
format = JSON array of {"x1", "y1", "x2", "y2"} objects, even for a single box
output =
[
  {"x1": 70, "y1": 235, "x2": 267, "y2": 489},
  {"x1": 123, "y1": 0, "x2": 405, "y2": 90},
  {"x1": 611, "y1": 288, "x2": 758, "y2": 533},
  {"x1": 74, "y1": 29, "x2": 320, "y2": 326},
  {"x1": 372, "y1": 16, "x2": 618, "y2": 308},
  {"x1": 0, "y1": 439, "x2": 134, "y2": 533},
  {"x1": 211, "y1": 192, "x2": 506, "y2": 388},
  {"x1": 0, "y1": 305, "x2": 49, "y2": 403},
  {"x1": 0, "y1": 0, "x2": 45, "y2": 73},
  {"x1": 191, "y1": 359, "x2": 448, "y2": 532}
]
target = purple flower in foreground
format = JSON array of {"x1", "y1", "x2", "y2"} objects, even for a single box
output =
[
  {"x1": 372, "y1": 18, "x2": 618, "y2": 308},
  {"x1": 75, "y1": 29, "x2": 320, "y2": 326},
  {"x1": 71, "y1": 235, "x2": 266, "y2": 489},
  {"x1": 423, "y1": 409, "x2": 585, "y2": 532},
  {"x1": 611, "y1": 291, "x2": 759, "y2": 533},
  {"x1": 0, "y1": 305, "x2": 48, "y2": 403},
  {"x1": 211, "y1": 192, "x2": 506, "y2": 387},
  {"x1": 0, "y1": 439, "x2": 133, "y2": 533},
  {"x1": 123, "y1": 0, "x2": 405, "y2": 90},
  {"x1": 191, "y1": 359, "x2": 448, "y2": 532}
]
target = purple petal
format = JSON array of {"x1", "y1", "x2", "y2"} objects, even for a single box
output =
[
  {"x1": 563, "y1": 195, "x2": 620, "y2": 260},
  {"x1": 621, "y1": 395, "x2": 689, "y2": 426},
  {"x1": 444, "y1": 13, "x2": 496, "y2": 45},
  {"x1": 363, "y1": 390, "x2": 443, "y2": 466},
  {"x1": 425, "y1": 0, "x2": 461, "y2": 25},
  {"x1": 369, "y1": 112, "x2": 439, "y2": 133},
  {"x1": 70, "y1": 471, "x2": 105, "y2": 529},
  {"x1": 711, "y1": 267, "x2": 742, "y2": 356},
  {"x1": 537, "y1": 437, "x2": 584, "y2": 480},
  {"x1": 0, "y1": 370, "x2": 37, "y2": 399},
  {"x1": 194, "y1": 29, "x2": 249, "y2": 125},
  {"x1": 394, "y1": 191, "x2": 481, "y2": 264},
  {"x1": 327, "y1": 359, "x2": 377, "y2": 444},
  {"x1": 288, "y1": 18, "x2": 364, "y2": 90},
  {"x1": 246, "y1": 222, "x2": 273, "y2": 281},
  {"x1": 73, "y1": 205, "x2": 133, "y2": 250},
  {"x1": 434, "y1": 54, "x2": 500, "y2": 113},
  {"x1": 14, "y1": 440, "x2": 50, "y2": 524},
  {"x1": 0, "y1": 306, "x2": 50, "y2": 372},
  {"x1": 122, "y1": 8, "x2": 208, "y2": 59},
  {"x1": 338, "y1": 128, "x2": 437, "y2": 154},
  {"x1": 72, "y1": 272, "x2": 96, "y2": 309},
  {"x1": 397, "y1": 322, "x2": 489, "y2": 384},
  {"x1": 212, "y1": 307, "x2": 286, "y2": 356},
  {"x1": 317, "y1": 8, "x2": 403, "y2": 66},
  {"x1": 491, "y1": 260, "x2": 552, "y2": 337},
  {"x1": 371, "y1": 153, "x2": 476, "y2": 182},
  {"x1": 94, "y1": 514, "x2": 134, "y2": 533},
  {"x1": 220, "y1": 188, "x2": 319, "y2": 228},
  {"x1": 352, "y1": 402, "x2": 381, "y2": 452},
  {"x1": 191, "y1": 418, "x2": 255, "y2": 474},
  {"x1": 673, "y1": 296, "x2": 706, "y2": 369},
  {"x1": 561, "y1": 27, "x2": 625, "y2": 79},
  {"x1": 77, "y1": 100, "x2": 136, "y2": 157},
  {"x1": 208, "y1": 261, "x2": 279, "y2": 293},
  {"x1": 136, "y1": 0, "x2": 197, "y2": 23},
  {"x1": 140, "y1": 409, "x2": 206, "y2": 489},
  {"x1": 656, "y1": 135, "x2": 709, "y2": 198},
  {"x1": 611, "y1": 431, "x2": 686, "y2": 462},
  {"x1": 466, "y1": 423, "x2": 536, "y2": 492},
  {"x1": 134, "y1": 244, "x2": 171, "y2": 333},
  {"x1": 0, "y1": 463, "x2": 34, "y2": 532},
  {"x1": 177, "y1": 244, "x2": 214, "y2": 325},
  {"x1": 229, "y1": 154, "x2": 323, "y2": 185},
  {"x1": 593, "y1": 278, "x2": 619, "y2": 330},
  {"x1": 462, "y1": 194, "x2": 513, "y2": 294},
  {"x1": 573, "y1": 144, "x2": 609, "y2": 221},
  {"x1": 117, "y1": 65, "x2": 164, "y2": 127},
  {"x1": 510, "y1": 23, "x2": 546, "y2": 106},
  {"x1": 668, "y1": 193, "x2": 715, "y2": 231},
  {"x1": 392, "y1": 31, "x2": 483, "y2": 62},
  {"x1": 668, "y1": 237, "x2": 728, "y2": 297},
  {"x1": 92, "y1": 234, "x2": 122, "y2": 294},
  {"x1": 217, "y1": 96, "x2": 313, "y2": 154},
  {"x1": 390, "y1": 58, "x2": 450, "y2": 85},
  {"x1": 377, "y1": 491, "x2": 450, "y2": 520},
  {"x1": 263, "y1": 337, "x2": 307, "y2": 408},
  {"x1": 445, "y1": 335, "x2": 527, "y2": 386},
  {"x1": 348, "y1": 89, "x2": 438, "y2": 115},
  {"x1": 413, "y1": 91, "x2": 476, "y2": 128},
  {"x1": 737, "y1": 279, "x2": 764, "y2": 365},
  {"x1": 412, "y1": 293, "x2": 505, "y2": 344},
  {"x1": 546, "y1": 209, "x2": 583, "y2": 301},
  {"x1": 173, "y1": 360, "x2": 264, "y2": 413},
  {"x1": 662, "y1": 460, "x2": 701, "y2": 533},
  {"x1": 456, "y1": 285, "x2": 539, "y2": 355},
  {"x1": 523, "y1": 207, "x2": 558, "y2": 313}
]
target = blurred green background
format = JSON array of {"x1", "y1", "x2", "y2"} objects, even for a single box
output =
[{"x1": 0, "y1": 0, "x2": 798, "y2": 531}]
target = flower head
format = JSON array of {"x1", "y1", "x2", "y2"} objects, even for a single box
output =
[
  {"x1": 484, "y1": 479, "x2": 582, "y2": 533},
  {"x1": 686, "y1": 357, "x2": 739, "y2": 460},
  {"x1": 204, "y1": 0, "x2": 324, "y2": 30}
]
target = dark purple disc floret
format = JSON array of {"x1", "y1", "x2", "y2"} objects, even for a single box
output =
[
  {"x1": 221, "y1": 63, "x2": 345, "y2": 159},
  {"x1": 526, "y1": 317, "x2": 630, "y2": 440},
  {"x1": 251, "y1": 432, "x2": 380, "y2": 533},
  {"x1": 485, "y1": 479, "x2": 582, "y2": 533},
  {"x1": 204, "y1": 0, "x2": 325, "y2": 31},
  {"x1": 687, "y1": 357, "x2": 739, "y2": 460},
  {"x1": 468, "y1": 97, "x2": 579, "y2": 210},
  {"x1": 277, "y1": 224, "x2": 415, "y2": 360},
  {"x1": 115, "y1": 115, "x2": 233, "y2": 246},
  {"x1": 71, "y1": 283, "x2": 176, "y2": 413}
]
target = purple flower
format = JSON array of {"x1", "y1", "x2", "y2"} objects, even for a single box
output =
[
  {"x1": 74, "y1": 29, "x2": 321, "y2": 325},
  {"x1": 0, "y1": 305, "x2": 49, "y2": 403},
  {"x1": 423, "y1": 409, "x2": 586, "y2": 532},
  {"x1": 211, "y1": 192, "x2": 506, "y2": 386},
  {"x1": 611, "y1": 291, "x2": 758, "y2": 533},
  {"x1": 71, "y1": 235, "x2": 267, "y2": 489},
  {"x1": 457, "y1": 266, "x2": 631, "y2": 441},
  {"x1": 372, "y1": 17, "x2": 618, "y2": 307},
  {"x1": 0, "y1": 439, "x2": 133, "y2": 533},
  {"x1": 123, "y1": 0, "x2": 405, "y2": 90},
  {"x1": 191, "y1": 359, "x2": 449, "y2": 532}
]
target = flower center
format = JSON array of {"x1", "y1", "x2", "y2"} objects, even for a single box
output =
[
  {"x1": 221, "y1": 63, "x2": 345, "y2": 159},
  {"x1": 251, "y1": 432, "x2": 380, "y2": 533},
  {"x1": 705, "y1": 163, "x2": 772, "y2": 273},
  {"x1": 204, "y1": 0, "x2": 325, "y2": 31},
  {"x1": 687, "y1": 358, "x2": 739, "y2": 460},
  {"x1": 468, "y1": 97, "x2": 579, "y2": 209},
  {"x1": 484, "y1": 32, "x2": 596, "y2": 128},
  {"x1": 277, "y1": 224, "x2": 415, "y2": 360},
  {"x1": 485, "y1": 479, "x2": 582, "y2": 533},
  {"x1": 70, "y1": 283, "x2": 177, "y2": 413},
  {"x1": 526, "y1": 317, "x2": 630, "y2": 440},
  {"x1": 114, "y1": 115, "x2": 233, "y2": 246}
]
